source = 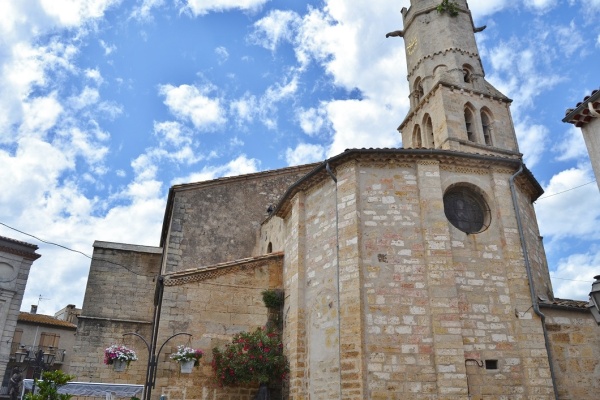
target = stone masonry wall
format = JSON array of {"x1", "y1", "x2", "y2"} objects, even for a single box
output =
[
  {"x1": 164, "y1": 165, "x2": 316, "y2": 274},
  {"x1": 543, "y1": 307, "x2": 600, "y2": 400},
  {"x1": 0, "y1": 238, "x2": 39, "y2": 387},
  {"x1": 70, "y1": 241, "x2": 161, "y2": 383},
  {"x1": 278, "y1": 156, "x2": 554, "y2": 399},
  {"x1": 153, "y1": 254, "x2": 282, "y2": 400}
]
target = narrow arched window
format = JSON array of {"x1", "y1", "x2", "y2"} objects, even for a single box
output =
[
  {"x1": 463, "y1": 64, "x2": 474, "y2": 83},
  {"x1": 413, "y1": 125, "x2": 422, "y2": 148},
  {"x1": 423, "y1": 115, "x2": 434, "y2": 148},
  {"x1": 267, "y1": 242, "x2": 273, "y2": 253},
  {"x1": 464, "y1": 106, "x2": 476, "y2": 142},
  {"x1": 481, "y1": 109, "x2": 493, "y2": 146},
  {"x1": 414, "y1": 77, "x2": 424, "y2": 102}
]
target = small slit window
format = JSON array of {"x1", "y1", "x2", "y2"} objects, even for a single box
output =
[
  {"x1": 423, "y1": 115, "x2": 434, "y2": 148},
  {"x1": 267, "y1": 242, "x2": 273, "y2": 253},
  {"x1": 464, "y1": 106, "x2": 476, "y2": 142},
  {"x1": 481, "y1": 110, "x2": 493, "y2": 146},
  {"x1": 413, "y1": 125, "x2": 422, "y2": 148},
  {"x1": 463, "y1": 64, "x2": 474, "y2": 83}
]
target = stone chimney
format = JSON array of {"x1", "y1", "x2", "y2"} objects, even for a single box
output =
[{"x1": 30, "y1": 305, "x2": 37, "y2": 314}]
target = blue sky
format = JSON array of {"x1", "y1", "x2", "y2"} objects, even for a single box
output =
[{"x1": 1, "y1": 0, "x2": 599, "y2": 315}]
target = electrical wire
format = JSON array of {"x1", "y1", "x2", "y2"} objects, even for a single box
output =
[
  {"x1": 0, "y1": 221, "x2": 155, "y2": 278},
  {"x1": 536, "y1": 180, "x2": 596, "y2": 201}
]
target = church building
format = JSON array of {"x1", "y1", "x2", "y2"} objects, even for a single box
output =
[{"x1": 70, "y1": 1, "x2": 600, "y2": 399}]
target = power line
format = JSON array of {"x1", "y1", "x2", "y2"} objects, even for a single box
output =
[
  {"x1": 550, "y1": 275, "x2": 594, "y2": 283},
  {"x1": 536, "y1": 180, "x2": 596, "y2": 201},
  {"x1": 0, "y1": 221, "x2": 155, "y2": 278}
]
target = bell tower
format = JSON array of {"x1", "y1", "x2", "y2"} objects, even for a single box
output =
[{"x1": 394, "y1": 0, "x2": 520, "y2": 156}]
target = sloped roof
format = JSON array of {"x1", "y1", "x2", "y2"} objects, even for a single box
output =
[
  {"x1": 563, "y1": 89, "x2": 600, "y2": 127},
  {"x1": 539, "y1": 298, "x2": 590, "y2": 311},
  {"x1": 18, "y1": 312, "x2": 77, "y2": 329}
]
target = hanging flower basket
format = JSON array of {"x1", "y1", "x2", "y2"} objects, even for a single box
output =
[
  {"x1": 170, "y1": 345, "x2": 203, "y2": 373},
  {"x1": 179, "y1": 359, "x2": 195, "y2": 374},
  {"x1": 104, "y1": 344, "x2": 138, "y2": 371},
  {"x1": 113, "y1": 360, "x2": 127, "y2": 372}
]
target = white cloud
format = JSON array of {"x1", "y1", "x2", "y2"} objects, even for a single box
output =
[
  {"x1": 327, "y1": 99, "x2": 401, "y2": 156},
  {"x1": 551, "y1": 252, "x2": 600, "y2": 300},
  {"x1": 230, "y1": 93, "x2": 258, "y2": 125},
  {"x1": 555, "y1": 21, "x2": 585, "y2": 57},
  {"x1": 285, "y1": 143, "x2": 325, "y2": 166},
  {"x1": 182, "y1": 0, "x2": 270, "y2": 16},
  {"x1": 130, "y1": 0, "x2": 165, "y2": 21},
  {"x1": 173, "y1": 155, "x2": 260, "y2": 184},
  {"x1": 468, "y1": 1, "x2": 512, "y2": 19},
  {"x1": 99, "y1": 39, "x2": 116, "y2": 56},
  {"x1": 297, "y1": 107, "x2": 327, "y2": 136},
  {"x1": 553, "y1": 126, "x2": 588, "y2": 162},
  {"x1": 159, "y1": 84, "x2": 226, "y2": 131},
  {"x1": 39, "y1": 0, "x2": 120, "y2": 27},
  {"x1": 153, "y1": 121, "x2": 192, "y2": 146},
  {"x1": 597, "y1": 34, "x2": 600, "y2": 47},
  {"x1": 524, "y1": 0, "x2": 559, "y2": 12},
  {"x1": 215, "y1": 46, "x2": 229, "y2": 64},
  {"x1": 535, "y1": 165, "x2": 600, "y2": 241},
  {"x1": 514, "y1": 122, "x2": 548, "y2": 168},
  {"x1": 250, "y1": 10, "x2": 299, "y2": 51},
  {"x1": 19, "y1": 95, "x2": 64, "y2": 138}
]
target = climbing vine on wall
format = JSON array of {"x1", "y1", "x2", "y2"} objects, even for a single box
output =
[{"x1": 437, "y1": 0, "x2": 459, "y2": 17}]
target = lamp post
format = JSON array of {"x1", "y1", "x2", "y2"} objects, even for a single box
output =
[{"x1": 13, "y1": 346, "x2": 56, "y2": 395}]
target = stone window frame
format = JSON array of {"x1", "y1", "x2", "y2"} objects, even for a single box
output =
[
  {"x1": 480, "y1": 107, "x2": 494, "y2": 146},
  {"x1": 422, "y1": 114, "x2": 434, "y2": 148},
  {"x1": 464, "y1": 103, "x2": 477, "y2": 142},
  {"x1": 413, "y1": 124, "x2": 423, "y2": 148},
  {"x1": 443, "y1": 184, "x2": 492, "y2": 234}
]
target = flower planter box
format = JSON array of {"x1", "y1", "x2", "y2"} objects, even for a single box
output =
[
  {"x1": 113, "y1": 360, "x2": 127, "y2": 372},
  {"x1": 179, "y1": 360, "x2": 195, "y2": 374}
]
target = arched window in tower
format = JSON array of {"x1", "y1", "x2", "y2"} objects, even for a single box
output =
[
  {"x1": 423, "y1": 114, "x2": 434, "y2": 148},
  {"x1": 414, "y1": 77, "x2": 424, "y2": 102},
  {"x1": 481, "y1": 109, "x2": 493, "y2": 146},
  {"x1": 464, "y1": 105, "x2": 476, "y2": 142},
  {"x1": 413, "y1": 125, "x2": 422, "y2": 148},
  {"x1": 463, "y1": 64, "x2": 474, "y2": 83}
]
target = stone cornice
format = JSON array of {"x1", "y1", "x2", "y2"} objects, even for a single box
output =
[
  {"x1": 273, "y1": 149, "x2": 543, "y2": 220},
  {"x1": 164, "y1": 252, "x2": 283, "y2": 287},
  {"x1": 0, "y1": 244, "x2": 41, "y2": 261}
]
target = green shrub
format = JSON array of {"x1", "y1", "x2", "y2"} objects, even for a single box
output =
[{"x1": 261, "y1": 289, "x2": 283, "y2": 309}]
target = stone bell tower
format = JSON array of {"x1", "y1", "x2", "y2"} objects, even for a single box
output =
[{"x1": 395, "y1": 0, "x2": 520, "y2": 156}]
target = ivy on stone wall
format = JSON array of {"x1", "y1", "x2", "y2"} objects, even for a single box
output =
[{"x1": 437, "y1": 0, "x2": 459, "y2": 17}]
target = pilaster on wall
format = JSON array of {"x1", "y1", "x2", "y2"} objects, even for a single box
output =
[
  {"x1": 335, "y1": 161, "x2": 367, "y2": 400},
  {"x1": 284, "y1": 192, "x2": 308, "y2": 400},
  {"x1": 416, "y1": 160, "x2": 468, "y2": 398},
  {"x1": 490, "y1": 168, "x2": 555, "y2": 398}
]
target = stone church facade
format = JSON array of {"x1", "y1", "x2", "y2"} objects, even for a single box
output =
[{"x1": 70, "y1": 1, "x2": 600, "y2": 399}]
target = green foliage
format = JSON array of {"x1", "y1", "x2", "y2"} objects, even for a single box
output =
[
  {"x1": 261, "y1": 289, "x2": 283, "y2": 309},
  {"x1": 211, "y1": 327, "x2": 289, "y2": 387},
  {"x1": 24, "y1": 370, "x2": 75, "y2": 400},
  {"x1": 436, "y1": 0, "x2": 459, "y2": 17}
]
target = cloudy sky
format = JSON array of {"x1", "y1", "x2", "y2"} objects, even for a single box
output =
[{"x1": 1, "y1": 0, "x2": 599, "y2": 315}]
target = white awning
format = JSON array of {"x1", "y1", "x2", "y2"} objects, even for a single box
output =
[{"x1": 23, "y1": 380, "x2": 143, "y2": 398}]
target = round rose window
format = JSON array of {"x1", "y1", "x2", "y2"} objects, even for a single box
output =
[{"x1": 443, "y1": 187, "x2": 490, "y2": 234}]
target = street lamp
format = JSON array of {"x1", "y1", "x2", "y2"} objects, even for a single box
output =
[
  {"x1": 589, "y1": 275, "x2": 600, "y2": 324},
  {"x1": 13, "y1": 346, "x2": 56, "y2": 395}
]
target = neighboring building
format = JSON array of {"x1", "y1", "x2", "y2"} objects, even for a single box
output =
[
  {"x1": 0, "y1": 307, "x2": 77, "y2": 396},
  {"x1": 563, "y1": 89, "x2": 600, "y2": 191},
  {"x1": 0, "y1": 236, "x2": 40, "y2": 396},
  {"x1": 71, "y1": 1, "x2": 600, "y2": 399},
  {"x1": 54, "y1": 304, "x2": 81, "y2": 325}
]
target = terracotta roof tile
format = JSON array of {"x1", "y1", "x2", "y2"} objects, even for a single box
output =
[{"x1": 18, "y1": 312, "x2": 77, "y2": 329}]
